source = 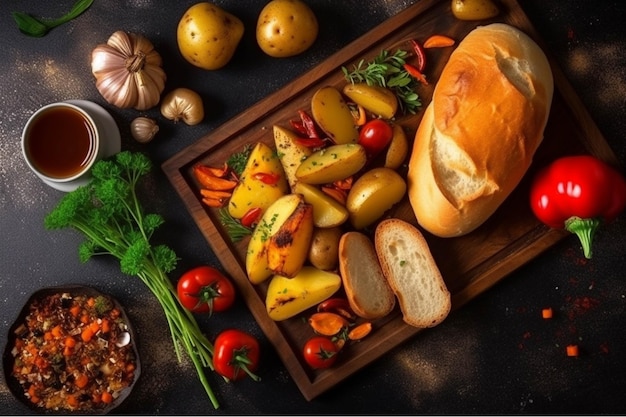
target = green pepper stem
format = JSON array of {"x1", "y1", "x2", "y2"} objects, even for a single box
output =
[{"x1": 564, "y1": 216, "x2": 601, "y2": 259}]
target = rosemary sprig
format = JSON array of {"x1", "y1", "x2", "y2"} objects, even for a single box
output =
[
  {"x1": 342, "y1": 49, "x2": 422, "y2": 114},
  {"x1": 218, "y1": 208, "x2": 253, "y2": 242}
]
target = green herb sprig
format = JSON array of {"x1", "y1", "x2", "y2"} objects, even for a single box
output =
[
  {"x1": 342, "y1": 48, "x2": 421, "y2": 114},
  {"x1": 44, "y1": 151, "x2": 221, "y2": 409},
  {"x1": 218, "y1": 208, "x2": 253, "y2": 242},
  {"x1": 12, "y1": 0, "x2": 94, "y2": 38}
]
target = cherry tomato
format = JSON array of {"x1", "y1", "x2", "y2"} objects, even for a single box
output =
[
  {"x1": 358, "y1": 119, "x2": 393, "y2": 158},
  {"x1": 213, "y1": 329, "x2": 261, "y2": 381},
  {"x1": 177, "y1": 266, "x2": 235, "y2": 314},
  {"x1": 303, "y1": 336, "x2": 338, "y2": 369}
]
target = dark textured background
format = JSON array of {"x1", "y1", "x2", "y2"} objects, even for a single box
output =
[{"x1": 1, "y1": 0, "x2": 625, "y2": 414}]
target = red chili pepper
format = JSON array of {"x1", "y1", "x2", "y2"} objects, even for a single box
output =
[
  {"x1": 403, "y1": 63, "x2": 428, "y2": 85},
  {"x1": 530, "y1": 155, "x2": 626, "y2": 259},
  {"x1": 409, "y1": 39, "x2": 426, "y2": 72},
  {"x1": 252, "y1": 172, "x2": 280, "y2": 185},
  {"x1": 240, "y1": 207, "x2": 262, "y2": 228},
  {"x1": 289, "y1": 119, "x2": 308, "y2": 136},
  {"x1": 295, "y1": 136, "x2": 326, "y2": 148},
  {"x1": 298, "y1": 109, "x2": 321, "y2": 139}
]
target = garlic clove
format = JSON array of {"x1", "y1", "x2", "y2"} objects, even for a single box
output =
[{"x1": 130, "y1": 117, "x2": 159, "y2": 143}]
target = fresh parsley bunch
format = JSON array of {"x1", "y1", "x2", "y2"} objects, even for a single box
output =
[{"x1": 44, "y1": 151, "x2": 220, "y2": 409}]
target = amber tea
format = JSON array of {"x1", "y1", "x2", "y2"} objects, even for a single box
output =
[{"x1": 24, "y1": 105, "x2": 98, "y2": 180}]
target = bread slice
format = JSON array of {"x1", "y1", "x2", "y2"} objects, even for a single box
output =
[
  {"x1": 374, "y1": 218, "x2": 451, "y2": 328},
  {"x1": 338, "y1": 231, "x2": 395, "y2": 320}
]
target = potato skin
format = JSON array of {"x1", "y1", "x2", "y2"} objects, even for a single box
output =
[
  {"x1": 177, "y1": 2, "x2": 244, "y2": 70},
  {"x1": 256, "y1": 0, "x2": 318, "y2": 58},
  {"x1": 308, "y1": 227, "x2": 342, "y2": 271},
  {"x1": 346, "y1": 167, "x2": 407, "y2": 229}
]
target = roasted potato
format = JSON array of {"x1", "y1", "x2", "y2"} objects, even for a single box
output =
[
  {"x1": 296, "y1": 143, "x2": 367, "y2": 185},
  {"x1": 294, "y1": 182, "x2": 348, "y2": 228},
  {"x1": 266, "y1": 266, "x2": 342, "y2": 321},
  {"x1": 177, "y1": 2, "x2": 244, "y2": 70},
  {"x1": 343, "y1": 83, "x2": 398, "y2": 119},
  {"x1": 346, "y1": 167, "x2": 407, "y2": 229},
  {"x1": 228, "y1": 142, "x2": 288, "y2": 220},
  {"x1": 273, "y1": 125, "x2": 312, "y2": 191},
  {"x1": 266, "y1": 199, "x2": 314, "y2": 277},
  {"x1": 311, "y1": 86, "x2": 359, "y2": 145},
  {"x1": 384, "y1": 124, "x2": 410, "y2": 169},
  {"x1": 256, "y1": 0, "x2": 318, "y2": 58},
  {"x1": 308, "y1": 227, "x2": 342, "y2": 271},
  {"x1": 246, "y1": 193, "x2": 305, "y2": 284}
]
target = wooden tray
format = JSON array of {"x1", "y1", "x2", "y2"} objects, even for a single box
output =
[{"x1": 162, "y1": 0, "x2": 618, "y2": 401}]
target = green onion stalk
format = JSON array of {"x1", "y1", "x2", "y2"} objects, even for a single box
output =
[{"x1": 44, "y1": 151, "x2": 220, "y2": 409}]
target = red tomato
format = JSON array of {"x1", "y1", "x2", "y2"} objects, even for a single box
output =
[
  {"x1": 177, "y1": 266, "x2": 235, "y2": 314},
  {"x1": 358, "y1": 119, "x2": 393, "y2": 158},
  {"x1": 303, "y1": 336, "x2": 338, "y2": 369},
  {"x1": 213, "y1": 329, "x2": 261, "y2": 381}
]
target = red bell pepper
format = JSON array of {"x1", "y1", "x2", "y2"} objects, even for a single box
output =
[{"x1": 529, "y1": 155, "x2": 626, "y2": 258}]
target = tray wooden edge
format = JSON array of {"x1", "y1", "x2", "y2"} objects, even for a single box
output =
[{"x1": 162, "y1": 0, "x2": 620, "y2": 402}]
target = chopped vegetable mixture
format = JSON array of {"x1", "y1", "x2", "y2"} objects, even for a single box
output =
[{"x1": 9, "y1": 291, "x2": 137, "y2": 412}]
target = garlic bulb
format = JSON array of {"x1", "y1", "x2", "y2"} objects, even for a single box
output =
[
  {"x1": 91, "y1": 31, "x2": 166, "y2": 111},
  {"x1": 130, "y1": 117, "x2": 159, "y2": 143},
  {"x1": 160, "y1": 88, "x2": 204, "y2": 126}
]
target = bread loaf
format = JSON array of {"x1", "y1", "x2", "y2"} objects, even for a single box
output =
[
  {"x1": 374, "y1": 218, "x2": 451, "y2": 328},
  {"x1": 407, "y1": 23, "x2": 554, "y2": 237},
  {"x1": 338, "y1": 231, "x2": 395, "y2": 319}
]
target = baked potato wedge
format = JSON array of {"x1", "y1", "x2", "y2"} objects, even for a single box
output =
[
  {"x1": 296, "y1": 143, "x2": 367, "y2": 185},
  {"x1": 293, "y1": 182, "x2": 348, "y2": 228},
  {"x1": 273, "y1": 125, "x2": 312, "y2": 191},
  {"x1": 266, "y1": 266, "x2": 342, "y2": 321},
  {"x1": 311, "y1": 86, "x2": 359, "y2": 145},
  {"x1": 228, "y1": 142, "x2": 289, "y2": 219},
  {"x1": 343, "y1": 83, "x2": 398, "y2": 119}
]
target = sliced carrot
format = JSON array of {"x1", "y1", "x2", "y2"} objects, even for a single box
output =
[
  {"x1": 66, "y1": 394, "x2": 79, "y2": 408},
  {"x1": 101, "y1": 391, "x2": 113, "y2": 404},
  {"x1": 566, "y1": 344, "x2": 579, "y2": 357},
  {"x1": 202, "y1": 197, "x2": 226, "y2": 208},
  {"x1": 194, "y1": 166, "x2": 238, "y2": 191},
  {"x1": 81, "y1": 327, "x2": 94, "y2": 343},
  {"x1": 75, "y1": 373, "x2": 89, "y2": 389},
  {"x1": 542, "y1": 307, "x2": 553, "y2": 319},
  {"x1": 70, "y1": 305, "x2": 81, "y2": 317},
  {"x1": 200, "y1": 189, "x2": 232, "y2": 201},
  {"x1": 51, "y1": 324, "x2": 63, "y2": 338},
  {"x1": 423, "y1": 34, "x2": 455, "y2": 48},
  {"x1": 44, "y1": 331, "x2": 54, "y2": 341},
  {"x1": 87, "y1": 297, "x2": 96, "y2": 307},
  {"x1": 101, "y1": 318, "x2": 110, "y2": 334},
  {"x1": 65, "y1": 336, "x2": 76, "y2": 348},
  {"x1": 308, "y1": 312, "x2": 350, "y2": 336},
  {"x1": 63, "y1": 345, "x2": 73, "y2": 357},
  {"x1": 348, "y1": 322, "x2": 373, "y2": 340}
]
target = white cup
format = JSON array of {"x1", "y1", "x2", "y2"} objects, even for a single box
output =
[{"x1": 21, "y1": 102, "x2": 102, "y2": 184}]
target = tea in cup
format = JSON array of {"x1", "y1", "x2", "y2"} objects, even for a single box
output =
[{"x1": 21, "y1": 102, "x2": 101, "y2": 184}]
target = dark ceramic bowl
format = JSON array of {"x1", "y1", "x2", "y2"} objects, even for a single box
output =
[{"x1": 3, "y1": 285, "x2": 141, "y2": 414}]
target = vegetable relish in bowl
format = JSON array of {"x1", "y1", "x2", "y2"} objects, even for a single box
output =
[{"x1": 3, "y1": 285, "x2": 140, "y2": 414}]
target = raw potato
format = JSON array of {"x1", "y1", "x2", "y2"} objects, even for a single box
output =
[
  {"x1": 311, "y1": 86, "x2": 359, "y2": 145},
  {"x1": 342, "y1": 83, "x2": 398, "y2": 119},
  {"x1": 256, "y1": 0, "x2": 318, "y2": 58},
  {"x1": 384, "y1": 124, "x2": 410, "y2": 169},
  {"x1": 346, "y1": 167, "x2": 407, "y2": 229},
  {"x1": 245, "y1": 193, "x2": 310, "y2": 284},
  {"x1": 294, "y1": 182, "x2": 348, "y2": 228},
  {"x1": 308, "y1": 227, "x2": 342, "y2": 271},
  {"x1": 451, "y1": 0, "x2": 499, "y2": 20},
  {"x1": 296, "y1": 143, "x2": 367, "y2": 185},
  {"x1": 177, "y1": 2, "x2": 244, "y2": 70},
  {"x1": 228, "y1": 142, "x2": 288, "y2": 219},
  {"x1": 273, "y1": 125, "x2": 312, "y2": 191},
  {"x1": 266, "y1": 266, "x2": 342, "y2": 321}
]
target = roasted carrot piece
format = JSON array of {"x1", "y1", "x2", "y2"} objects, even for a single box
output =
[
  {"x1": 194, "y1": 166, "x2": 238, "y2": 190},
  {"x1": 101, "y1": 391, "x2": 113, "y2": 404},
  {"x1": 566, "y1": 344, "x2": 580, "y2": 357},
  {"x1": 423, "y1": 34, "x2": 455, "y2": 48},
  {"x1": 348, "y1": 322, "x2": 373, "y2": 340},
  {"x1": 75, "y1": 373, "x2": 89, "y2": 389},
  {"x1": 200, "y1": 189, "x2": 232, "y2": 200},
  {"x1": 308, "y1": 312, "x2": 350, "y2": 336},
  {"x1": 70, "y1": 305, "x2": 81, "y2": 317},
  {"x1": 542, "y1": 307, "x2": 553, "y2": 319}
]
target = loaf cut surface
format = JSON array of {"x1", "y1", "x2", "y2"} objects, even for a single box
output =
[{"x1": 374, "y1": 219, "x2": 451, "y2": 328}]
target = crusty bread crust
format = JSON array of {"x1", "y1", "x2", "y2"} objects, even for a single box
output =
[
  {"x1": 338, "y1": 231, "x2": 395, "y2": 319},
  {"x1": 374, "y1": 219, "x2": 451, "y2": 328},
  {"x1": 408, "y1": 23, "x2": 554, "y2": 237}
]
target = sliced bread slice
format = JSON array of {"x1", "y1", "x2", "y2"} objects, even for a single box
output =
[
  {"x1": 374, "y1": 218, "x2": 451, "y2": 328},
  {"x1": 338, "y1": 231, "x2": 395, "y2": 320}
]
